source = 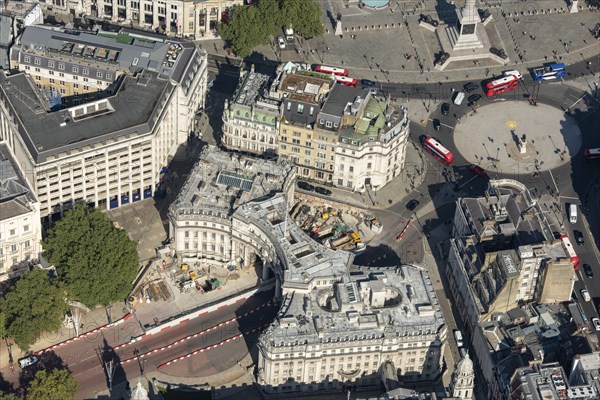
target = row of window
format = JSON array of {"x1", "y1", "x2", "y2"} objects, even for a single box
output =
[
  {"x1": 1, "y1": 224, "x2": 30, "y2": 238},
  {"x1": 22, "y1": 57, "x2": 113, "y2": 80},
  {"x1": 0, "y1": 240, "x2": 33, "y2": 255}
]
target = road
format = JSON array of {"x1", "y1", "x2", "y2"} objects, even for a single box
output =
[{"x1": 7, "y1": 290, "x2": 276, "y2": 400}]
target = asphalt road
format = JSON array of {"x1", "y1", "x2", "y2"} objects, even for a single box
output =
[{"x1": 8, "y1": 290, "x2": 276, "y2": 399}]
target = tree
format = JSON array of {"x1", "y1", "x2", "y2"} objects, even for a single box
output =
[
  {"x1": 0, "y1": 311, "x2": 6, "y2": 339},
  {"x1": 42, "y1": 205, "x2": 139, "y2": 308},
  {"x1": 26, "y1": 369, "x2": 78, "y2": 400},
  {"x1": 1, "y1": 270, "x2": 68, "y2": 351},
  {"x1": 219, "y1": 5, "x2": 272, "y2": 58},
  {"x1": 281, "y1": 0, "x2": 324, "y2": 39},
  {"x1": 0, "y1": 392, "x2": 18, "y2": 400}
]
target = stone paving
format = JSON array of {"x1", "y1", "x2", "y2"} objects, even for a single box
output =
[{"x1": 453, "y1": 101, "x2": 583, "y2": 174}]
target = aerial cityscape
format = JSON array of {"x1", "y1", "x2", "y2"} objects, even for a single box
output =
[{"x1": 0, "y1": 0, "x2": 598, "y2": 399}]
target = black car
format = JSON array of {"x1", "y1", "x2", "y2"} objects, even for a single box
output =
[
  {"x1": 468, "y1": 94, "x2": 482, "y2": 104},
  {"x1": 574, "y1": 230, "x2": 584, "y2": 245},
  {"x1": 406, "y1": 199, "x2": 420, "y2": 211},
  {"x1": 297, "y1": 181, "x2": 315, "y2": 192},
  {"x1": 464, "y1": 82, "x2": 478, "y2": 92},
  {"x1": 441, "y1": 103, "x2": 450, "y2": 115},
  {"x1": 361, "y1": 79, "x2": 376, "y2": 87},
  {"x1": 433, "y1": 119, "x2": 441, "y2": 131},
  {"x1": 315, "y1": 186, "x2": 332, "y2": 196},
  {"x1": 583, "y1": 263, "x2": 593, "y2": 278}
]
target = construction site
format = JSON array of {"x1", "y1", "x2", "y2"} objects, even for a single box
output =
[{"x1": 289, "y1": 199, "x2": 383, "y2": 253}]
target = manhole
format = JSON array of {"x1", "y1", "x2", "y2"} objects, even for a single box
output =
[{"x1": 135, "y1": 217, "x2": 142, "y2": 224}]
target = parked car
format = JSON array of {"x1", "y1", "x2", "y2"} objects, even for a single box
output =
[
  {"x1": 18, "y1": 356, "x2": 38, "y2": 369},
  {"x1": 503, "y1": 70, "x2": 522, "y2": 79},
  {"x1": 581, "y1": 289, "x2": 591, "y2": 302},
  {"x1": 361, "y1": 79, "x2": 376, "y2": 87},
  {"x1": 468, "y1": 94, "x2": 482, "y2": 104},
  {"x1": 277, "y1": 37, "x2": 286, "y2": 49},
  {"x1": 469, "y1": 164, "x2": 486, "y2": 176},
  {"x1": 406, "y1": 199, "x2": 420, "y2": 211},
  {"x1": 583, "y1": 263, "x2": 593, "y2": 278},
  {"x1": 441, "y1": 103, "x2": 450, "y2": 115},
  {"x1": 463, "y1": 82, "x2": 478, "y2": 92},
  {"x1": 297, "y1": 181, "x2": 315, "y2": 191},
  {"x1": 315, "y1": 186, "x2": 332, "y2": 196},
  {"x1": 433, "y1": 119, "x2": 441, "y2": 131},
  {"x1": 593, "y1": 317, "x2": 600, "y2": 332},
  {"x1": 574, "y1": 230, "x2": 584, "y2": 245}
]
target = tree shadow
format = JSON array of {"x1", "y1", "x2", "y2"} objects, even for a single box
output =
[
  {"x1": 18, "y1": 350, "x2": 69, "y2": 390},
  {"x1": 0, "y1": 371, "x2": 14, "y2": 395}
]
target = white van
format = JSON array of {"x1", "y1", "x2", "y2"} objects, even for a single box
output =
[
  {"x1": 453, "y1": 91, "x2": 465, "y2": 106},
  {"x1": 569, "y1": 204, "x2": 578, "y2": 224},
  {"x1": 454, "y1": 330, "x2": 464, "y2": 347},
  {"x1": 18, "y1": 355, "x2": 38, "y2": 369}
]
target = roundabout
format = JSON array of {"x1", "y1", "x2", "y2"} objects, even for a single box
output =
[{"x1": 453, "y1": 102, "x2": 583, "y2": 175}]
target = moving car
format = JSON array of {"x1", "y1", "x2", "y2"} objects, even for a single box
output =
[
  {"x1": 454, "y1": 330, "x2": 464, "y2": 347},
  {"x1": 569, "y1": 204, "x2": 578, "y2": 224},
  {"x1": 581, "y1": 289, "x2": 591, "y2": 302},
  {"x1": 593, "y1": 317, "x2": 600, "y2": 332},
  {"x1": 277, "y1": 37, "x2": 286, "y2": 49},
  {"x1": 18, "y1": 356, "x2": 38, "y2": 369},
  {"x1": 468, "y1": 94, "x2": 482, "y2": 104},
  {"x1": 503, "y1": 70, "x2": 523, "y2": 79},
  {"x1": 361, "y1": 79, "x2": 376, "y2": 87},
  {"x1": 433, "y1": 119, "x2": 441, "y2": 131},
  {"x1": 406, "y1": 199, "x2": 420, "y2": 211},
  {"x1": 453, "y1": 91, "x2": 465, "y2": 106},
  {"x1": 469, "y1": 164, "x2": 486, "y2": 176},
  {"x1": 583, "y1": 263, "x2": 593, "y2": 278},
  {"x1": 574, "y1": 230, "x2": 584, "y2": 245},
  {"x1": 315, "y1": 186, "x2": 332, "y2": 196},
  {"x1": 297, "y1": 181, "x2": 315, "y2": 192},
  {"x1": 463, "y1": 82, "x2": 478, "y2": 92},
  {"x1": 441, "y1": 103, "x2": 450, "y2": 115}
]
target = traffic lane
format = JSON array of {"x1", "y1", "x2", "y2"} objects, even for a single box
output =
[
  {"x1": 157, "y1": 326, "x2": 264, "y2": 378},
  {"x1": 74, "y1": 310, "x2": 274, "y2": 400},
  {"x1": 573, "y1": 278, "x2": 600, "y2": 341},
  {"x1": 54, "y1": 289, "x2": 274, "y2": 373},
  {"x1": 115, "y1": 291, "x2": 275, "y2": 360}
]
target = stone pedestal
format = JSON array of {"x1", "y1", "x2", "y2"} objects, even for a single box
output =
[
  {"x1": 569, "y1": 0, "x2": 578, "y2": 13},
  {"x1": 447, "y1": 0, "x2": 484, "y2": 50},
  {"x1": 335, "y1": 20, "x2": 343, "y2": 36}
]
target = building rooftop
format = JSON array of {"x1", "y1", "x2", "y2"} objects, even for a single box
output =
[
  {"x1": 0, "y1": 70, "x2": 174, "y2": 163},
  {"x1": 228, "y1": 70, "x2": 279, "y2": 126},
  {"x1": 262, "y1": 263, "x2": 445, "y2": 347},
  {"x1": 459, "y1": 181, "x2": 554, "y2": 246},
  {"x1": 13, "y1": 26, "x2": 198, "y2": 83},
  {"x1": 170, "y1": 146, "x2": 295, "y2": 218},
  {"x1": 279, "y1": 72, "x2": 332, "y2": 104},
  {"x1": 0, "y1": 143, "x2": 37, "y2": 221}
]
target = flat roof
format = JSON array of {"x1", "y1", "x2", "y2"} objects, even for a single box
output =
[
  {"x1": 14, "y1": 26, "x2": 197, "y2": 83},
  {"x1": 0, "y1": 143, "x2": 37, "y2": 220},
  {"x1": 0, "y1": 71, "x2": 174, "y2": 163}
]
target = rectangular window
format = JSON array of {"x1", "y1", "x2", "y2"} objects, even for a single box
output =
[
  {"x1": 297, "y1": 104, "x2": 304, "y2": 113},
  {"x1": 25, "y1": 240, "x2": 31, "y2": 248},
  {"x1": 9, "y1": 229, "x2": 16, "y2": 236},
  {"x1": 97, "y1": 71, "x2": 103, "y2": 78},
  {"x1": 326, "y1": 121, "x2": 332, "y2": 128},
  {"x1": 58, "y1": 63, "x2": 65, "y2": 70},
  {"x1": 11, "y1": 244, "x2": 17, "y2": 253},
  {"x1": 72, "y1": 65, "x2": 79, "y2": 73},
  {"x1": 48, "y1": 61, "x2": 55, "y2": 68},
  {"x1": 23, "y1": 225, "x2": 29, "y2": 232},
  {"x1": 34, "y1": 58, "x2": 40, "y2": 65},
  {"x1": 23, "y1": 55, "x2": 30, "y2": 63},
  {"x1": 82, "y1": 68, "x2": 89, "y2": 75}
]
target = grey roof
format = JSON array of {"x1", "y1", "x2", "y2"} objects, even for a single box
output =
[
  {"x1": 0, "y1": 143, "x2": 37, "y2": 221},
  {"x1": 0, "y1": 71, "x2": 175, "y2": 163},
  {"x1": 14, "y1": 26, "x2": 196, "y2": 82},
  {"x1": 320, "y1": 84, "x2": 370, "y2": 117}
]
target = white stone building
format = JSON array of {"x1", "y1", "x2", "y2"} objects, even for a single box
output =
[
  {"x1": 221, "y1": 68, "x2": 280, "y2": 157},
  {"x1": 0, "y1": 143, "x2": 42, "y2": 281},
  {"x1": 168, "y1": 147, "x2": 447, "y2": 396},
  {"x1": 0, "y1": 30, "x2": 207, "y2": 221},
  {"x1": 330, "y1": 87, "x2": 410, "y2": 193}
]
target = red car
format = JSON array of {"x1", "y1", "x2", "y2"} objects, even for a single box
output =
[{"x1": 469, "y1": 164, "x2": 486, "y2": 176}]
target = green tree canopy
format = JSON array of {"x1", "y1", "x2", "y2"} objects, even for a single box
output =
[
  {"x1": 0, "y1": 392, "x2": 18, "y2": 400},
  {"x1": 42, "y1": 205, "x2": 139, "y2": 308},
  {"x1": 26, "y1": 369, "x2": 78, "y2": 400},
  {"x1": 218, "y1": 0, "x2": 323, "y2": 58},
  {"x1": 281, "y1": 0, "x2": 324, "y2": 39},
  {"x1": 1, "y1": 269, "x2": 68, "y2": 351},
  {"x1": 0, "y1": 311, "x2": 6, "y2": 339}
]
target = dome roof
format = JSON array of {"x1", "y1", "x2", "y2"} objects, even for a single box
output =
[{"x1": 456, "y1": 352, "x2": 474, "y2": 375}]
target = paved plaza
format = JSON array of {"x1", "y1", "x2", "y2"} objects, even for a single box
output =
[{"x1": 454, "y1": 102, "x2": 583, "y2": 174}]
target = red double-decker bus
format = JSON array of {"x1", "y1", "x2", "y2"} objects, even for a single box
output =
[
  {"x1": 560, "y1": 235, "x2": 580, "y2": 270},
  {"x1": 314, "y1": 65, "x2": 349, "y2": 76},
  {"x1": 335, "y1": 75, "x2": 357, "y2": 87},
  {"x1": 584, "y1": 148, "x2": 600, "y2": 161},
  {"x1": 485, "y1": 74, "x2": 519, "y2": 97},
  {"x1": 423, "y1": 137, "x2": 453, "y2": 165}
]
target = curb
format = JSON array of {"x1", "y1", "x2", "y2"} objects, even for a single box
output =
[{"x1": 35, "y1": 313, "x2": 133, "y2": 355}]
